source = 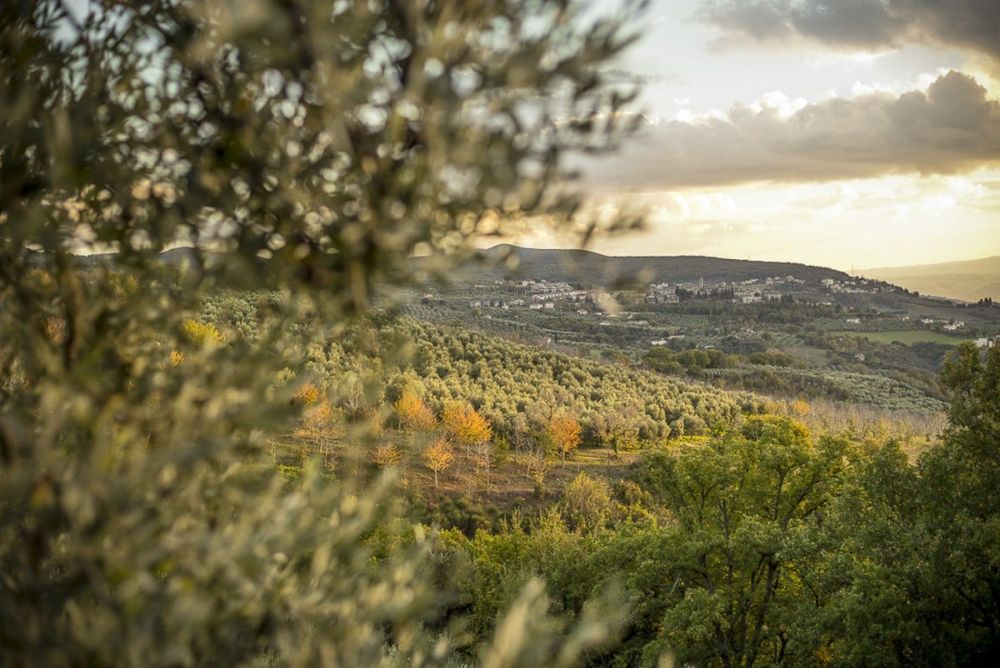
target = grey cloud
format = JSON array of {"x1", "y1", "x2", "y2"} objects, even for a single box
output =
[
  {"x1": 585, "y1": 71, "x2": 1000, "y2": 189},
  {"x1": 699, "y1": 0, "x2": 1000, "y2": 61}
]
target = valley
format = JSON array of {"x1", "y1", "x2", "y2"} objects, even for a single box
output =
[{"x1": 400, "y1": 245, "x2": 1000, "y2": 414}]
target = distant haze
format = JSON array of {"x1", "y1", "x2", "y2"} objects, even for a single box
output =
[{"x1": 862, "y1": 256, "x2": 1000, "y2": 302}]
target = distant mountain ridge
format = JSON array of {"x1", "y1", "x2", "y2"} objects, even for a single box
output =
[
  {"x1": 458, "y1": 244, "x2": 851, "y2": 287},
  {"x1": 862, "y1": 256, "x2": 1000, "y2": 302}
]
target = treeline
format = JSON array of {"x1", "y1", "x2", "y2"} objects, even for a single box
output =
[
  {"x1": 642, "y1": 345, "x2": 945, "y2": 412},
  {"x1": 430, "y1": 345, "x2": 1000, "y2": 665},
  {"x1": 644, "y1": 346, "x2": 800, "y2": 375},
  {"x1": 633, "y1": 299, "x2": 845, "y2": 324},
  {"x1": 395, "y1": 319, "x2": 766, "y2": 441},
  {"x1": 808, "y1": 332, "x2": 949, "y2": 398}
]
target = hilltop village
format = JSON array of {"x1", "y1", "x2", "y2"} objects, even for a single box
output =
[
  {"x1": 404, "y1": 256, "x2": 1000, "y2": 415},
  {"x1": 455, "y1": 274, "x2": 895, "y2": 312}
]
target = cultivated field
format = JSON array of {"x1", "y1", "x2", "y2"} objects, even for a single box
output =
[{"x1": 829, "y1": 330, "x2": 971, "y2": 345}]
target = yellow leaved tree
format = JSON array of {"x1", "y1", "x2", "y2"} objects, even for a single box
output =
[
  {"x1": 442, "y1": 401, "x2": 493, "y2": 456},
  {"x1": 423, "y1": 438, "x2": 455, "y2": 489},
  {"x1": 547, "y1": 414, "x2": 583, "y2": 462},
  {"x1": 395, "y1": 389, "x2": 438, "y2": 432}
]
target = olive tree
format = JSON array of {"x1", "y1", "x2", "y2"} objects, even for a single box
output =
[{"x1": 0, "y1": 0, "x2": 645, "y2": 664}]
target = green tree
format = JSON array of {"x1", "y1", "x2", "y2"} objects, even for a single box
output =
[
  {"x1": 819, "y1": 345, "x2": 1000, "y2": 665},
  {"x1": 910, "y1": 344, "x2": 1000, "y2": 662},
  {"x1": 560, "y1": 472, "x2": 618, "y2": 533},
  {"x1": 638, "y1": 416, "x2": 850, "y2": 666},
  {"x1": 594, "y1": 401, "x2": 641, "y2": 456}
]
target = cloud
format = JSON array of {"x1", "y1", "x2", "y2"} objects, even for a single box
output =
[
  {"x1": 589, "y1": 171, "x2": 1000, "y2": 267},
  {"x1": 584, "y1": 71, "x2": 1000, "y2": 189},
  {"x1": 698, "y1": 0, "x2": 1000, "y2": 62}
]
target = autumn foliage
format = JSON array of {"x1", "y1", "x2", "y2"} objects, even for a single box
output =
[
  {"x1": 394, "y1": 390, "x2": 437, "y2": 431},
  {"x1": 547, "y1": 414, "x2": 582, "y2": 462},
  {"x1": 181, "y1": 318, "x2": 225, "y2": 346},
  {"x1": 370, "y1": 443, "x2": 402, "y2": 468},
  {"x1": 293, "y1": 382, "x2": 321, "y2": 406},
  {"x1": 295, "y1": 402, "x2": 340, "y2": 468},
  {"x1": 422, "y1": 438, "x2": 455, "y2": 488},
  {"x1": 442, "y1": 401, "x2": 492, "y2": 452}
]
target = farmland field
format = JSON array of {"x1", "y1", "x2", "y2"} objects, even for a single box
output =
[{"x1": 829, "y1": 330, "x2": 971, "y2": 345}]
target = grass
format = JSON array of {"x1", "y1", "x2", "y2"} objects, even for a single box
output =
[
  {"x1": 828, "y1": 330, "x2": 970, "y2": 346},
  {"x1": 785, "y1": 344, "x2": 830, "y2": 366},
  {"x1": 269, "y1": 431, "x2": 650, "y2": 529}
]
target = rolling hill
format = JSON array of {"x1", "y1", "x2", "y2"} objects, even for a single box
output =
[
  {"x1": 862, "y1": 256, "x2": 1000, "y2": 302},
  {"x1": 442, "y1": 244, "x2": 851, "y2": 287}
]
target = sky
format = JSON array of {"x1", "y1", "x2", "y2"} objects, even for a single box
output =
[{"x1": 530, "y1": 0, "x2": 1000, "y2": 270}]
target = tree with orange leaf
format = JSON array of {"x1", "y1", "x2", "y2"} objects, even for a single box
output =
[
  {"x1": 442, "y1": 401, "x2": 492, "y2": 456},
  {"x1": 292, "y1": 382, "x2": 321, "y2": 407},
  {"x1": 547, "y1": 414, "x2": 582, "y2": 462},
  {"x1": 295, "y1": 402, "x2": 340, "y2": 469},
  {"x1": 370, "y1": 443, "x2": 402, "y2": 469},
  {"x1": 422, "y1": 438, "x2": 454, "y2": 489},
  {"x1": 394, "y1": 389, "x2": 437, "y2": 431}
]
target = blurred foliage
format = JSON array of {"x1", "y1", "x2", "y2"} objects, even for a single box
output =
[{"x1": 0, "y1": 0, "x2": 648, "y2": 664}]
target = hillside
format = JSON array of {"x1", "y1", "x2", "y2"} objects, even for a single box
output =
[
  {"x1": 444, "y1": 244, "x2": 851, "y2": 287},
  {"x1": 862, "y1": 256, "x2": 1000, "y2": 302},
  {"x1": 402, "y1": 247, "x2": 1000, "y2": 418}
]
